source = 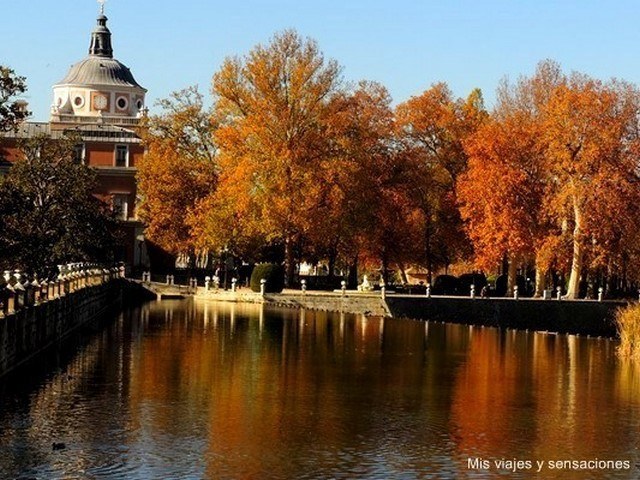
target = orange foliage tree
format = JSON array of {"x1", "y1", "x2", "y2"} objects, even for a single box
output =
[
  {"x1": 395, "y1": 83, "x2": 487, "y2": 282},
  {"x1": 195, "y1": 30, "x2": 342, "y2": 284},
  {"x1": 459, "y1": 112, "x2": 549, "y2": 295},
  {"x1": 137, "y1": 86, "x2": 218, "y2": 264},
  {"x1": 460, "y1": 60, "x2": 640, "y2": 298},
  {"x1": 311, "y1": 81, "x2": 425, "y2": 286},
  {"x1": 541, "y1": 76, "x2": 640, "y2": 298}
]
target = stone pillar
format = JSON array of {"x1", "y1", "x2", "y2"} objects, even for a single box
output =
[
  {"x1": 260, "y1": 278, "x2": 266, "y2": 296},
  {"x1": 38, "y1": 280, "x2": 48, "y2": 304},
  {"x1": 61, "y1": 274, "x2": 69, "y2": 295},
  {"x1": 0, "y1": 286, "x2": 6, "y2": 317},
  {"x1": 6, "y1": 287, "x2": 16, "y2": 315},
  {"x1": 27, "y1": 280, "x2": 37, "y2": 306},
  {"x1": 14, "y1": 281, "x2": 25, "y2": 310}
]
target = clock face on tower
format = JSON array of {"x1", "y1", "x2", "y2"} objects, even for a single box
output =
[{"x1": 93, "y1": 93, "x2": 108, "y2": 111}]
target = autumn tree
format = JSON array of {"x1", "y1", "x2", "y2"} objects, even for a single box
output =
[
  {"x1": 314, "y1": 81, "x2": 422, "y2": 285},
  {"x1": 0, "y1": 66, "x2": 29, "y2": 133},
  {"x1": 137, "y1": 86, "x2": 218, "y2": 265},
  {"x1": 395, "y1": 83, "x2": 487, "y2": 282},
  {"x1": 461, "y1": 60, "x2": 640, "y2": 299},
  {"x1": 541, "y1": 77, "x2": 640, "y2": 298},
  {"x1": 0, "y1": 134, "x2": 117, "y2": 274},
  {"x1": 459, "y1": 113, "x2": 549, "y2": 295},
  {"x1": 199, "y1": 29, "x2": 342, "y2": 284}
]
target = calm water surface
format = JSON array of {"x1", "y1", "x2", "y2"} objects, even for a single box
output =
[{"x1": 1, "y1": 299, "x2": 640, "y2": 479}]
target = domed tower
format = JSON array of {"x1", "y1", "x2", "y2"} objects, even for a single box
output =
[{"x1": 50, "y1": 5, "x2": 147, "y2": 128}]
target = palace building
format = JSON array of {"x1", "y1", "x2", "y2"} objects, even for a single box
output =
[{"x1": 0, "y1": 5, "x2": 149, "y2": 270}]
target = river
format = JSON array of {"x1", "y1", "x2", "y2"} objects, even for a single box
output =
[{"x1": 1, "y1": 299, "x2": 639, "y2": 479}]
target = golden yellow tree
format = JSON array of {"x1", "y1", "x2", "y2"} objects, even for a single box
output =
[
  {"x1": 201, "y1": 29, "x2": 342, "y2": 284},
  {"x1": 396, "y1": 83, "x2": 487, "y2": 281},
  {"x1": 137, "y1": 86, "x2": 218, "y2": 262},
  {"x1": 542, "y1": 77, "x2": 640, "y2": 298}
]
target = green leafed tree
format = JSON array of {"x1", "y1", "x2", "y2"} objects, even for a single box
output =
[
  {"x1": 0, "y1": 134, "x2": 118, "y2": 275},
  {"x1": 0, "y1": 66, "x2": 29, "y2": 132}
]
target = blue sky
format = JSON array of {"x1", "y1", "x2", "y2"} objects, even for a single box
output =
[{"x1": 2, "y1": 0, "x2": 640, "y2": 121}]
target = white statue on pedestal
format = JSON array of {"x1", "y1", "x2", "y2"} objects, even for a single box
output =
[{"x1": 358, "y1": 275, "x2": 373, "y2": 292}]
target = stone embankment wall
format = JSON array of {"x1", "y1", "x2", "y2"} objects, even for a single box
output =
[
  {"x1": 0, "y1": 268, "x2": 128, "y2": 378},
  {"x1": 386, "y1": 296, "x2": 624, "y2": 337},
  {"x1": 196, "y1": 289, "x2": 390, "y2": 317},
  {"x1": 196, "y1": 288, "x2": 625, "y2": 337}
]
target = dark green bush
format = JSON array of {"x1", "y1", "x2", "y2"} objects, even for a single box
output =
[
  {"x1": 250, "y1": 263, "x2": 285, "y2": 293},
  {"x1": 432, "y1": 275, "x2": 459, "y2": 295}
]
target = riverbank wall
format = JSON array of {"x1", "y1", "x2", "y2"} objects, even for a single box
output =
[
  {"x1": 386, "y1": 296, "x2": 624, "y2": 337},
  {"x1": 0, "y1": 274, "x2": 149, "y2": 379},
  {"x1": 196, "y1": 288, "x2": 625, "y2": 337},
  {"x1": 195, "y1": 289, "x2": 390, "y2": 316}
]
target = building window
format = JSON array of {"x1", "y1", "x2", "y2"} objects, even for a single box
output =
[
  {"x1": 115, "y1": 145, "x2": 129, "y2": 167},
  {"x1": 73, "y1": 143, "x2": 85, "y2": 164},
  {"x1": 116, "y1": 96, "x2": 128, "y2": 110},
  {"x1": 112, "y1": 194, "x2": 129, "y2": 220}
]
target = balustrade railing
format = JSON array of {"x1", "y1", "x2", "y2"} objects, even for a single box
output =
[{"x1": 0, "y1": 263, "x2": 125, "y2": 318}]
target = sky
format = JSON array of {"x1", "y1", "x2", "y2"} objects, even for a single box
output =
[{"x1": 2, "y1": 0, "x2": 640, "y2": 121}]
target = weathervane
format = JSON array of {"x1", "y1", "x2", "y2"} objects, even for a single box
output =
[{"x1": 98, "y1": 0, "x2": 106, "y2": 15}]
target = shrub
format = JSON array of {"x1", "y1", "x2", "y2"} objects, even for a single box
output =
[
  {"x1": 616, "y1": 304, "x2": 640, "y2": 361},
  {"x1": 432, "y1": 275, "x2": 459, "y2": 295},
  {"x1": 458, "y1": 273, "x2": 488, "y2": 293},
  {"x1": 495, "y1": 274, "x2": 527, "y2": 297},
  {"x1": 250, "y1": 263, "x2": 285, "y2": 293}
]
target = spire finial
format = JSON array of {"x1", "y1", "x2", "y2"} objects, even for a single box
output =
[{"x1": 89, "y1": 1, "x2": 113, "y2": 57}]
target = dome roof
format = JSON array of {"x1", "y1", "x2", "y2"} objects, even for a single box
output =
[
  {"x1": 56, "y1": 56, "x2": 145, "y2": 90},
  {"x1": 54, "y1": 11, "x2": 146, "y2": 91}
]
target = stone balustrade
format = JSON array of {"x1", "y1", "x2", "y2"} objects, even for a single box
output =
[{"x1": 0, "y1": 263, "x2": 124, "y2": 319}]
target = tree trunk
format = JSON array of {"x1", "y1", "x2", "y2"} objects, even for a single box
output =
[
  {"x1": 284, "y1": 237, "x2": 295, "y2": 287},
  {"x1": 327, "y1": 248, "x2": 337, "y2": 284},
  {"x1": 398, "y1": 262, "x2": 409, "y2": 284},
  {"x1": 381, "y1": 249, "x2": 389, "y2": 285},
  {"x1": 425, "y1": 220, "x2": 433, "y2": 284},
  {"x1": 534, "y1": 266, "x2": 545, "y2": 298},
  {"x1": 506, "y1": 254, "x2": 517, "y2": 297},
  {"x1": 502, "y1": 253, "x2": 509, "y2": 276},
  {"x1": 347, "y1": 254, "x2": 359, "y2": 290},
  {"x1": 565, "y1": 201, "x2": 583, "y2": 299}
]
